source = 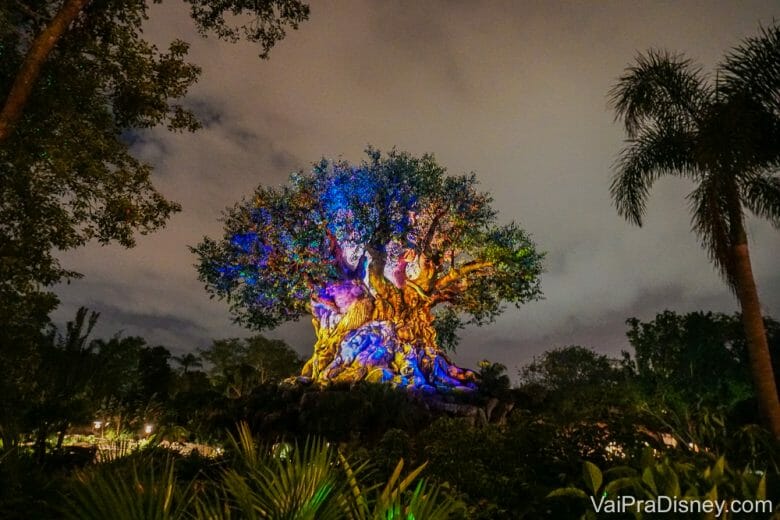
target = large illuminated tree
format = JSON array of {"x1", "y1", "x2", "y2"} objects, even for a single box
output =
[{"x1": 195, "y1": 149, "x2": 543, "y2": 392}]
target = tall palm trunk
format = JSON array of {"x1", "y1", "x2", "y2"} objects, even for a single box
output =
[{"x1": 731, "y1": 240, "x2": 780, "y2": 438}]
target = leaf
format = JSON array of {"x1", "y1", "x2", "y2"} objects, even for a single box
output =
[
  {"x1": 546, "y1": 487, "x2": 589, "y2": 500},
  {"x1": 710, "y1": 456, "x2": 726, "y2": 482},
  {"x1": 582, "y1": 461, "x2": 603, "y2": 494},
  {"x1": 605, "y1": 477, "x2": 640, "y2": 496},
  {"x1": 705, "y1": 484, "x2": 718, "y2": 502},
  {"x1": 641, "y1": 467, "x2": 657, "y2": 496},
  {"x1": 756, "y1": 473, "x2": 766, "y2": 501}
]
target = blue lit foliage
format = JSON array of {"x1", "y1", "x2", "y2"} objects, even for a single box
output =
[{"x1": 194, "y1": 148, "x2": 543, "y2": 359}]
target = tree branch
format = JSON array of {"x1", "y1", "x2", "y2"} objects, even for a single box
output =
[
  {"x1": 434, "y1": 260, "x2": 493, "y2": 292},
  {"x1": 420, "y1": 207, "x2": 447, "y2": 255},
  {"x1": 0, "y1": 0, "x2": 91, "y2": 143}
]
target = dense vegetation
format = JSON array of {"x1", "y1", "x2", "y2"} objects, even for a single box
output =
[
  {"x1": 1, "y1": 3, "x2": 778, "y2": 518},
  {"x1": 1, "y1": 309, "x2": 778, "y2": 518}
]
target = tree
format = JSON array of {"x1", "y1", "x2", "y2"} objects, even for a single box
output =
[
  {"x1": 200, "y1": 335, "x2": 304, "y2": 396},
  {"x1": 0, "y1": 289, "x2": 54, "y2": 458},
  {"x1": 173, "y1": 352, "x2": 202, "y2": 374},
  {"x1": 609, "y1": 24, "x2": 780, "y2": 436},
  {"x1": 0, "y1": 0, "x2": 309, "y2": 142},
  {"x1": 518, "y1": 345, "x2": 632, "y2": 418},
  {"x1": 520, "y1": 345, "x2": 622, "y2": 392},
  {"x1": 90, "y1": 335, "x2": 176, "y2": 435},
  {"x1": 623, "y1": 311, "x2": 776, "y2": 408},
  {"x1": 27, "y1": 307, "x2": 99, "y2": 460},
  {"x1": 195, "y1": 149, "x2": 543, "y2": 391},
  {"x1": 0, "y1": 0, "x2": 309, "y2": 301}
]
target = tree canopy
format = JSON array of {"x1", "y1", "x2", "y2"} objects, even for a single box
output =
[
  {"x1": 200, "y1": 335, "x2": 304, "y2": 396},
  {"x1": 196, "y1": 149, "x2": 543, "y2": 334},
  {"x1": 195, "y1": 149, "x2": 543, "y2": 388},
  {"x1": 624, "y1": 310, "x2": 780, "y2": 408},
  {"x1": 0, "y1": 0, "x2": 309, "y2": 297}
]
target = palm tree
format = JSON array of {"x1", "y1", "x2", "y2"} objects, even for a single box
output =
[
  {"x1": 172, "y1": 353, "x2": 202, "y2": 375},
  {"x1": 609, "y1": 24, "x2": 780, "y2": 437}
]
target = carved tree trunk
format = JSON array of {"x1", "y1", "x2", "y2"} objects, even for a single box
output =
[{"x1": 299, "y1": 257, "x2": 476, "y2": 392}]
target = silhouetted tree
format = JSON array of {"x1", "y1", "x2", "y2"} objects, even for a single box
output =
[
  {"x1": 0, "y1": 0, "x2": 309, "y2": 305},
  {"x1": 200, "y1": 336, "x2": 304, "y2": 397},
  {"x1": 609, "y1": 24, "x2": 780, "y2": 436}
]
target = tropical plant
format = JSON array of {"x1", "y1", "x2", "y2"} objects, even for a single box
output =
[
  {"x1": 623, "y1": 311, "x2": 764, "y2": 408},
  {"x1": 27, "y1": 307, "x2": 100, "y2": 461},
  {"x1": 609, "y1": 23, "x2": 780, "y2": 437},
  {"x1": 173, "y1": 353, "x2": 203, "y2": 375},
  {"x1": 200, "y1": 336, "x2": 304, "y2": 397},
  {"x1": 201, "y1": 422, "x2": 460, "y2": 519},
  {"x1": 548, "y1": 452, "x2": 776, "y2": 519},
  {"x1": 62, "y1": 455, "x2": 194, "y2": 520}
]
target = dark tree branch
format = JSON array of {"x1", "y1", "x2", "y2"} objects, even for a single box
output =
[{"x1": 0, "y1": 0, "x2": 91, "y2": 143}]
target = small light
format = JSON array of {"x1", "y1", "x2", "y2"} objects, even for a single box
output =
[
  {"x1": 93, "y1": 420, "x2": 102, "y2": 429},
  {"x1": 144, "y1": 424, "x2": 153, "y2": 435}
]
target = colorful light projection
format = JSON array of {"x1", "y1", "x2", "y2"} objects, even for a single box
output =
[{"x1": 196, "y1": 149, "x2": 543, "y2": 392}]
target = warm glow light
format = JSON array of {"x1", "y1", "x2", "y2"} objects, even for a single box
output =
[
  {"x1": 604, "y1": 441, "x2": 625, "y2": 459},
  {"x1": 144, "y1": 424, "x2": 153, "y2": 434},
  {"x1": 93, "y1": 420, "x2": 102, "y2": 429}
]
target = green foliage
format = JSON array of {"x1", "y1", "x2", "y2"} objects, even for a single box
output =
[
  {"x1": 2, "y1": 1, "x2": 194, "y2": 293},
  {"x1": 90, "y1": 335, "x2": 177, "y2": 435},
  {"x1": 609, "y1": 24, "x2": 780, "y2": 284},
  {"x1": 520, "y1": 345, "x2": 622, "y2": 391},
  {"x1": 432, "y1": 307, "x2": 463, "y2": 352},
  {"x1": 0, "y1": 0, "x2": 309, "y2": 298},
  {"x1": 215, "y1": 426, "x2": 346, "y2": 519},
  {"x1": 476, "y1": 360, "x2": 511, "y2": 399},
  {"x1": 62, "y1": 455, "x2": 194, "y2": 520},
  {"x1": 26, "y1": 308, "x2": 100, "y2": 457},
  {"x1": 186, "y1": 0, "x2": 309, "y2": 58},
  {"x1": 200, "y1": 335, "x2": 304, "y2": 396},
  {"x1": 518, "y1": 345, "x2": 638, "y2": 422},
  {"x1": 57, "y1": 423, "x2": 460, "y2": 519},
  {"x1": 194, "y1": 148, "x2": 543, "y2": 340},
  {"x1": 549, "y1": 452, "x2": 775, "y2": 519},
  {"x1": 624, "y1": 310, "x2": 778, "y2": 408},
  {"x1": 0, "y1": 289, "x2": 57, "y2": 458}
]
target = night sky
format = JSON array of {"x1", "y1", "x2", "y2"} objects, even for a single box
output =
[{"x1": 53, "y1": 1, "x2": 780, "y2": 380}]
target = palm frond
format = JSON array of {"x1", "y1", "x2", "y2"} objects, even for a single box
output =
[
  {"x1": 220, "y1": 431, "x2": 344, "y2": 520},
  {"x1": 741, "y1": 172, "x2": 780, "y2": 227},
  {"x1": 61, "y1": 455, "x2": 193, "y2": 520},
  {"x1": 687, "y1": 176, "x2": 737, "y2": 287},
  {"x1": 609, "y1": 49, "x2": 711, "y2": 139},
  {"x1": 218, "y1": 424, "x2": 460, "y2": 519},
  {"x1": 719, "y1": 23, "x2": 780, "y2": 115},
  {"x1": 347, "y1": 458, "x2": 460, "y2": 520},
  {"x1": 611, "y1": 125, "x2": 698, "y2": 225}
]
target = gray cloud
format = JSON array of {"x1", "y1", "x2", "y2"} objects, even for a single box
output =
[{"x1": 53, "y1": 0, "x2": 780, "y2": 373}]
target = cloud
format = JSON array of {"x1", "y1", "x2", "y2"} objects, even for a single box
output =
[{"x1": 53, "y1": 0, "x2": 780, "y2": 372}]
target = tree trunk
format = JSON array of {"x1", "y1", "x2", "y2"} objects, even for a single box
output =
[
  {"x1": 299, "y1": 277, "x2": 476, "y2": 392},
  {"x1": 34, "y1": 428, "x2": 48, "y2": 464},
  {"x1": 0, "y1": 0, "x2": 91, "y2": 143},
  {"x1": 56, "y1": 424, "x2": 67, "y2": 451},
  {"x1": 732, "y1": 241, "x2": 780, "y2": 439}
]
